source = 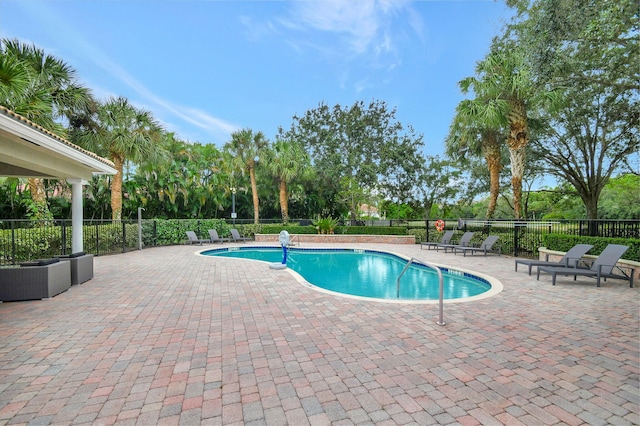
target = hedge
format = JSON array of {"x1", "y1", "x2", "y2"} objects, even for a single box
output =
[
  {"x1": 541, "y1": 233, "x2": 639, "y2": 262},
  {"x1": 258, "y1": 225, "x2": 408, "y2": 236}
]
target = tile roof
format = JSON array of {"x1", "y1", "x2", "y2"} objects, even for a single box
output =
[{"x1": 0, "y1": 105, "x2": 115, "y2": 168}]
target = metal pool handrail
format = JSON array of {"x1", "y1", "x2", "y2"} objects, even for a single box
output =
[{"x1": 396, "y1": 258, "x2": 445, "y2": 326}]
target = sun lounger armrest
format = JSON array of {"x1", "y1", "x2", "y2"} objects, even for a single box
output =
[
  {"x1": 616, "y1": 265, "x2": 635, "y2": 287},
  {"x1": 564, "y1": 257, "x2": 582, "y2": 267},
  {"x1": 597, "y1": 263, "x2": 633, "y2": 275},
  {"x1": 575, "y1": 258, "x2": 595, "y2": 269},
  {"x1": 594, "y1": 263, "x2": 634, "y2": 288}
]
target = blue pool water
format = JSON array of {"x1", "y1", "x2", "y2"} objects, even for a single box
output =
[{"x1": 201, "y1": 247, "x2": 492, "y2": 301}]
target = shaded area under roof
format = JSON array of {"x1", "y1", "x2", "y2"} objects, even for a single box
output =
[{"x1": 0, "y1": 106, "x2": 116, "y2": 180}]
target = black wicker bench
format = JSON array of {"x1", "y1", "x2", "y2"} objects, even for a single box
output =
[
  {"x1": 56, "y1": 252, "x2": 94, "y2": 285},
  {"x1": 0, "y1": 258, "x2": 71, "y2": 301}
]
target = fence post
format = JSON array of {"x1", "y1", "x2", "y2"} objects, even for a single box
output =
[
  {"x1": 122, "y1": 221, "x2": 126, "y2": 253},
  {"x1": 153, "y1": 220, "x2": 157, "y2": 247},
  {"x1": 95, "y1": 223, "x2": 100, "y2": 256},
  {"x1": 10, "y1": 220, "x2": 16, "y2": 264},
  {"x1": 426, "y1": 220, "x2": 430, "y2": 242},
  {"x1": 61, "y1": 220, "x2": 67, "y2": 255},
  {"x1": 514, "y1": 222, "x2": 526, "y2": 257},
  {"x1": 138, "y1": 208, "x2": 144, "y2": 250}
]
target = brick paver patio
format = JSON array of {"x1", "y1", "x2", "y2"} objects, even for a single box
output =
[{"x1": 0, "y1": 243, "x2": 638, "y2": 425}]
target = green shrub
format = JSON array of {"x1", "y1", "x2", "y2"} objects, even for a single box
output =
[
  {"x1": 541, "y1": 234, "x2": 639, "y2": 261},
  {"x1": 337, "y1": 226, "x2": 408, "y2": 235},
  {"x1": 312, "y1": 217, "x2": 339, "y2": 234},
  {"x1": 1, "y1": 226, "x2": 62, "y2": 261},
  {"x1": 408, "y1": 228, "x2": 426, "y2": 243},
  {"x1": 152, "y1": 218, "x2": 229, "y2": 244},
  {"x1": 81, "y1": 223, "x2": 139, "y2": 254},
  {"x1": 260, "y1": 225, "x2": 317, "y2": 235},
  {"x1": 258, "y1": 225, "x2": 408, "y2": 236}
]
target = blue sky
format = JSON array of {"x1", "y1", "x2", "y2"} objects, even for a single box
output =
[{"x1": 1, "y1": 0, "x2": 514, "y2": 157}]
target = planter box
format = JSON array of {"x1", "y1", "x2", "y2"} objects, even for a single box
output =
[
  {"x1": 0, "y1": 259, "x2": 71, "y2": 301},
  {"x1": 255, "y1": 233, "x2": 416, "y2": 245}
]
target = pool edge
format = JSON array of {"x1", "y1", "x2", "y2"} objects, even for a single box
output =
[{"x1": 197, "y1": 245, "x2": 504, "y2": 305}]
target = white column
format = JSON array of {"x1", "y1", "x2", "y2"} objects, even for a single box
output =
[{"x1": 67, "y1": 178, "x2": 88, "y2": 253}]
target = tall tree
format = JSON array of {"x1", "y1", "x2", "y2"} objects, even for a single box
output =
[
  {"x1": 264, "y1": 138, "x2": 311, "y2": 224},
  {"x1": 280, "y1": 100, "x2": 424, "y2": 219},
  {"x1": 446, "y1": 98, "x2": 506, "y2": 218},
  {"x1": 508, "y1": 0, "x2": 639, "y2": 92},
  {"x1": 73, "y1": 96, "x2": 165, "y2": 220},
  {"x1": 459, "y1": 43, "x2": 562, "y2": 219},
  {"x1": 508, "y1": 0, "x2": 639, "y2": 219},
  {"x1": 532, "y1": 85, "x2": 638, "y2": 219},
  {"x1": 0, "y1": 38, "x2": 94, "y2": 220},
  {"x1": 415, "y1": 156, "x2": 462, "y2": 223},
  {"x1": 224, "y1": 129, "x2": 268, "y2": 224},
  {"x1": 127, "y1": 134, "x2": 227, "y2": 219}
]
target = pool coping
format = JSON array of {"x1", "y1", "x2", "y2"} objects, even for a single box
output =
[{"x1": 197, "y1": 245, "x2": 503, "y2": 305}]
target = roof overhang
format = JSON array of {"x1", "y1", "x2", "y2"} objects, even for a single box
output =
[{"x1": 0, "y1": 107, "x2": 116, "y2": 180}]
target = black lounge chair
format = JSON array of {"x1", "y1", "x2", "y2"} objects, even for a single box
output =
[
  {"x1": 185, "y1": 231, "x2": 210, "y2": 245},
  {"x1": 230, "y1": 229, "x2": 251, "y2": 243},
  {"x1": 515, "y1": 244, "x2": 594, "y2": 275},
  {"x1": 421, "y1": 230, "x2": 454, "y2": 250},
  {"x1": 438, "y1": 231, "x2": 475, "y2": 253},
  {"x1": 453, "y1": 235, "x2": 500, "y2": 256},
  {"x1": 208, "y1": 229, "x2": 230, "y2": 244},
  {"x1": 537, "y1": 244, "x2": 633, "y2": 287}
]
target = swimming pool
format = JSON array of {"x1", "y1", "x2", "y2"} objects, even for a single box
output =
[{"x1": 201, "y1": 247, "x2": 501, "y2": 303}]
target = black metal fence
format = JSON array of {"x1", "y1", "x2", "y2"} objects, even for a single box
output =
[
  {"x1": 424, "y1": 219, "x2": 640, "y2": 258},
  {"x1": 1, "y1": 218, "x2": 638, "y2": 265}
]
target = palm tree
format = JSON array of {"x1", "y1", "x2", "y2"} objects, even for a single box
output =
[
  {"x1": 265, "y1": 138, "x2": 311, "y2": 224},
  {"x1": 224, "y1": 129, "x2": 268, "y2": 224},
  {"x1": 446, "y1": 98, "x2": 505, "y2": 218},
  {"x1": 1, "y1": 38, "x2": 94, "y2": 220},
  {"x1": 459, "y1": 43, "x2": 560, "y2": 218},
  {"x1": 73, "y1": 96, "x2": 165, "y2": 220}
]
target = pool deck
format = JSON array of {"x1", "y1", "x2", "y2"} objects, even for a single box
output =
[{"x1": 0, "y1": 242, "x2": 638, "y2": 425}]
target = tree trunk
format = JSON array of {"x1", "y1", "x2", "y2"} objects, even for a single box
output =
[
  {"x1": 279, "y1": 179, "x2": 289, "y2": 224},
  {"x1": 249, "y1": 163, "x2": 260, "y2": 224},
  {"x1": 507, "y1": 99, "x2": 528, "y2": 219},
  {"x1": 423, "y1": 201, "x2": 434, "y2": 240},
  {"x1": 582, "y1": 193, "x2": 599, "y2": 220},
  {"x1": 111, "y1": 154, "x2": 124, "y2": 221},
  {"x1": 482, "y1": 134, "x2": 502, "y2": 219},
  {"x1": 27, "y1": 178, "x2": 52, "y2": 221}
]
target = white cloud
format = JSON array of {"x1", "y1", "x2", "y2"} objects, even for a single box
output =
[
  {"x1": 83, "y1": 47, "x2": 239, "y2": 141},
  {"x1": 257, "y1": 0, "x2": 419, "y2": 93},
  {"x1": 291, "y1": 0, "x2": 379, "y2": 54},
  {"x1": 283, "y1": 0, "x2": 415, "y2": 57}
]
